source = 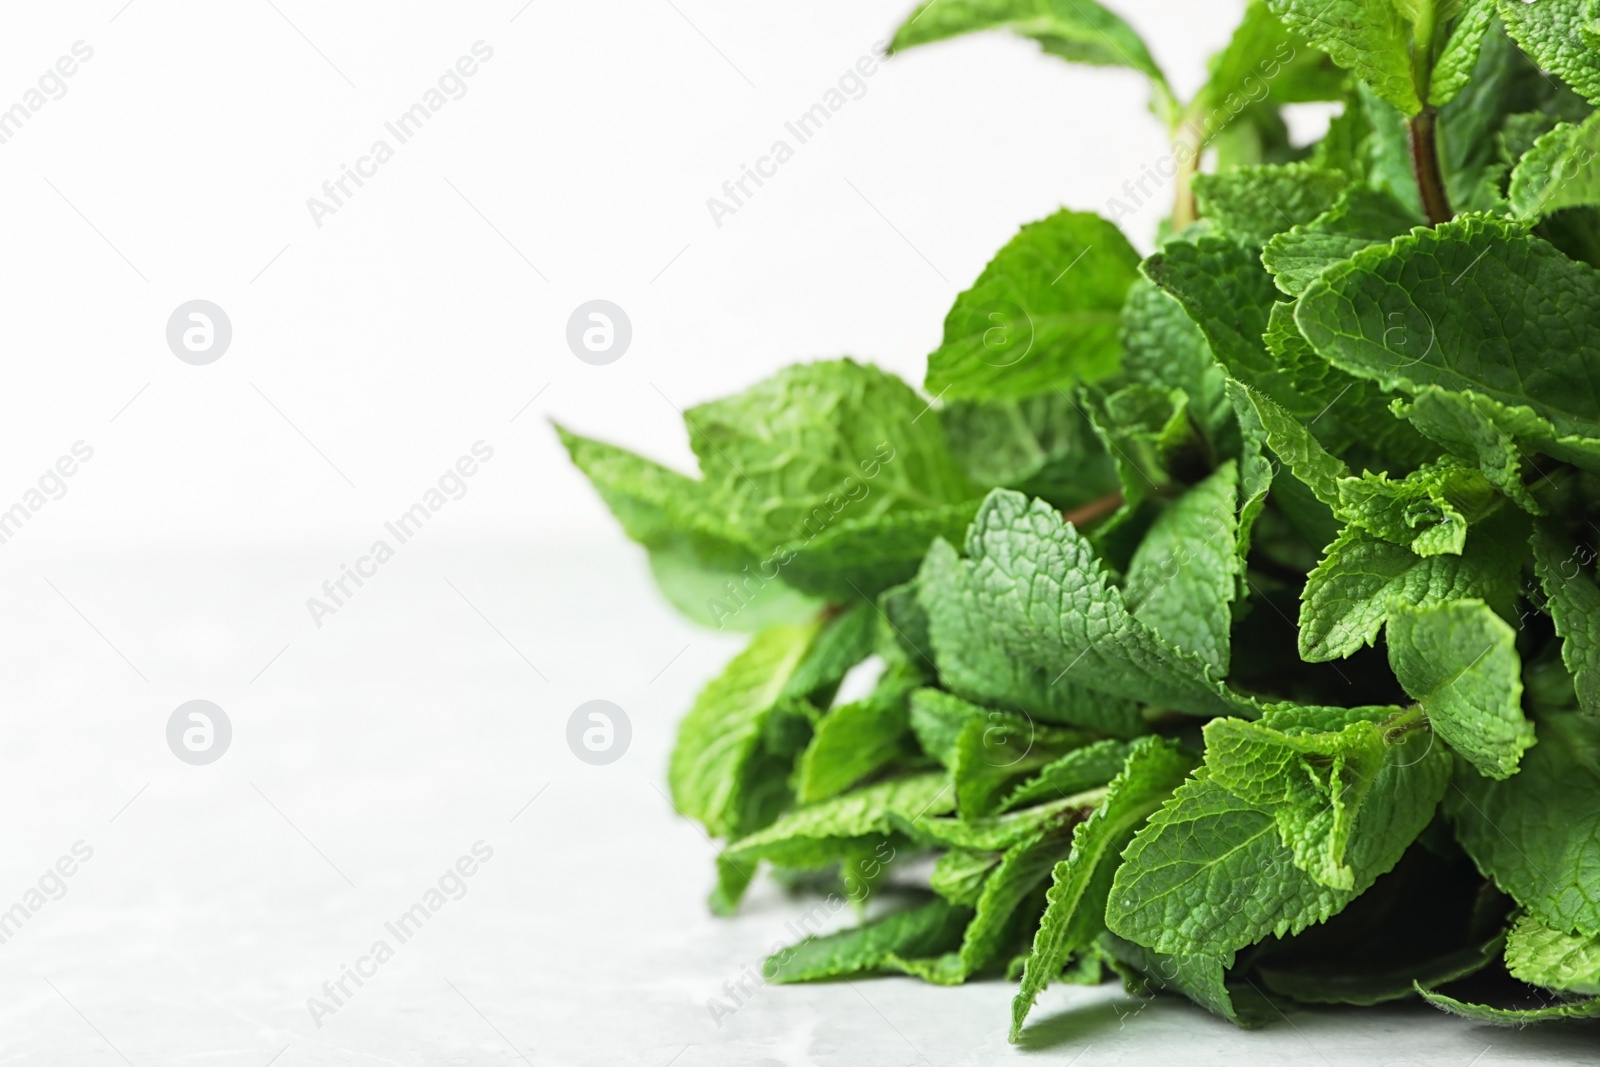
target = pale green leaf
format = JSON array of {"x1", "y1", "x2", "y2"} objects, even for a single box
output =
[{"x1": 670, "y1": 621, "x2": 822, "y2": 838}]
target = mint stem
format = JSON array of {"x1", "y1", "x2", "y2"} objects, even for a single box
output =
[
  {"x1": 1062, "y1": 489, "x2": 1124, "y2": 528},
  {"x1": 1408, "y1": 108, "x2": 1452, "y2": 226}
]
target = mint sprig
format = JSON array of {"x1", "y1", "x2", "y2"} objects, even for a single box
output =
[{"x1": 563, "y1": 0, "x2": 1600, "y2": 1038}]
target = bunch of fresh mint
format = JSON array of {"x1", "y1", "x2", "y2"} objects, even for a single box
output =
[{"x1": 561, "y1": 0, "x2": 1600, "y2": 1036}]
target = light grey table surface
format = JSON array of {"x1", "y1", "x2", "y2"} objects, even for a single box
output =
[{"x1": 0, "y1": 541, "x2": 1593, "y2": 1065}]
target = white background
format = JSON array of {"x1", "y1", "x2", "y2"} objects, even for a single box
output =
[{"x1": 0, "y1": 2, "x2": 1592, "y2": 1064}]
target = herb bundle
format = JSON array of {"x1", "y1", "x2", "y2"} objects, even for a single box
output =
[{"x1": 562, "y1": 0, "x2": 1600, "y2": 1036}]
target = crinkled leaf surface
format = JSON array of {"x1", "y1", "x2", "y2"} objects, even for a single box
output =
[
  {"x1": 1507, "y1": 912, "x2": 1600, "y2": 995},
  {"x1": 1263, "y1": 187, "x2": 1423, "y2": 296},
  {"x1": 1448, "y1": 710, "x2": 1600, "y2": 938},
  {"x1": 1122, "y1": 463, "x2": 1241, "y2": 673},
  {"x1": 1533, "y1": 523, "x2": 1600, "y2": 716},
  {"x1": 1510, "y1": 111, "x2": 1600, "y2": 218},
  {"x1": 918, "y1": 538, "x2": 1147, "y2": 736},
  {"x1": 1192, "y1": 163, "x2": 1349, "y2": 247},
  {"x1": 1501, "y1": 0, "x2": 1600, "y2": 104},
  {"x1": 1387, "y1": 598, "x2": 1534, "y2": 779},
  {"x1": 1108, "y1": 703, "x2": 1450, "y2": 956},
  {"x1": 932, "y1": 490, "x2": 1249, "y2": 717},
  {"x1": 923, "y1": 211, "x2": 1141, "y2": 401},
  {"x1": 1297, "y1": 217, "x2": 1600, "y2": 441},
  {"x1": 1298, "y1": 509, "x2": 1524, "y2": 661}
]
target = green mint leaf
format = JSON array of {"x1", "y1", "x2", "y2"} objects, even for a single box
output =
[
  {"x1": 875, "y1": 578, "x2": 935, "y2": 674},
  {"x1": 1428, "y1": 0, "x2": 1497, "y2": 106},
  {"x1": 998, "y1": 738, "x2": 1140, "y2": 812},
  {"x1": 1511, "y1": 111, "x2": 1600, "y2": 219},
  {"x1": 909, "y1": 687, "x2": 988, "y2": 767},
  {"x1": 782, "y1": 603, "x2": 876, "y2": 705},
  {"x1": 1108, "y1": 706, "x2": 1449, "y2": 956},
  {"x1": 1298, "y1": 509, "x2": 1524, "y2": 661},
  {"x1": 1010, "y1": 738, "x2": 1197, "y2": 1039},
  {"x1": 1108, "y1": 769, "x2": 1338, "y2": 955},
  {"x1": 557, "y1": 424, "x2": 823, "y2": 630},
  {"x1": 887, "y1": 818, "x2": 1079, "y2": 984},
  {"x1": 765, "y1": 898, "x2": 971, "y2": 983},
  {"x1": 647, "y1": 541, "x2": 824, "y2": 631},
  {"x1": 1392, "y1": 387, "x2": 1600, "y2": 514},
  {"x1": 1261, "y1": 188, "x2": 1423, "y2": 297},
  {"x1": 1192, "y1": 163, "x2": 1349, "y2": 248},
  {"x1": 1532, "y1": 524, "x2": 1600, "y2": 716},
  {"x1": 932, "y1": 490, "x2": 1251, "y2": 717},
  {"x1": 1501, "y1": 0, "x2": 1600, "y2": 105},
  {"x1": 1387, "y1": 599, "x2": 1535, "y2": 779},
  {"x1": 689, "y1": 358, "x2": 977, "y2": 544},
  {"x1": 908, "y1": 688, "x2": 1100, "y2": 816},
  {"x1": 1260, "y1": 300, "x2": 1438, "y2": 470},
  {"x1": 918, "y1": 538, "x2": 1147, "y2": 736},
  {"x1": 1197, "y1": 0, "x2": 1346, "y2": 114},
  {"x1": 1146, "y1": 237, "x2": 1433, "y2": 471},
  {"x1": 895, "y1": 789, "x2": 1104, "y2": 851},
  {"x1": 1418, "y1": 985, "x2": 1600, "y2": 1023},
  {"x1": 1098, "y1": 934, "x2": 1263, "y2": 1027},
  {"x1": 1123, "y1": 462, "x2": 1242, "y2": 673},
  {"x1": 890, "y1": 0, "x2": 1172, "y2": 109},
  {"x1": 793, "y1": 662, "x2": 919, "y2": 803},
  {"x1": 923, "y1": 210, "x2": 1140, "y2": 401},
  {"x1": 1082, "y1": 383, "x2": 1194, "y2": 512},
  {"x1": 931, "y1": 849, "x2": 1002, "y2": 906},
  {"x1": 722, "y1": 772, "x2": 954, "y2": 871},
  {"x1": 950, "y1": 711, "x2": 1096, "y2": 818},
  {"x1": 670, "y1": 621, "x2": 823, "y2": 838},
  {"x1": 1507, "y1": 912, "x2": 1600, "y2": 995},
  {"x1": 939, "y1": 392, "x2": 1119, "y2": 507},
  {"x1": 1297, "y1": 217, "x2": 1600, "y2": 441},
  {"x1": 1144, "y1": 235, "x2": 1300, "y2": 408},
  {"x1": 1264, "y1": 0, "x2": 1419, "y2": 114},
  {"x1": 1229, "y1": 381, "x2": 1349, "y2": 508},
  {"x1": 777, "y1": 501, "x2": 983, "y2": 600},
  {"x1": 1335, "y1": 460, "x2": 1497, "y2": 558},
  {"x1": 1202, "y1": 706, "x2": 1404, "y2": 890},
  {"x1": 1267, "y1": 0, "x2": 1493, "y2": 114},
  {"x1": 1119, "y1": 278, "x2": 1231, "y2": 444},
  {"x1": 1448, "y1": 709, "x2": 1600, "y2": 938}
]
